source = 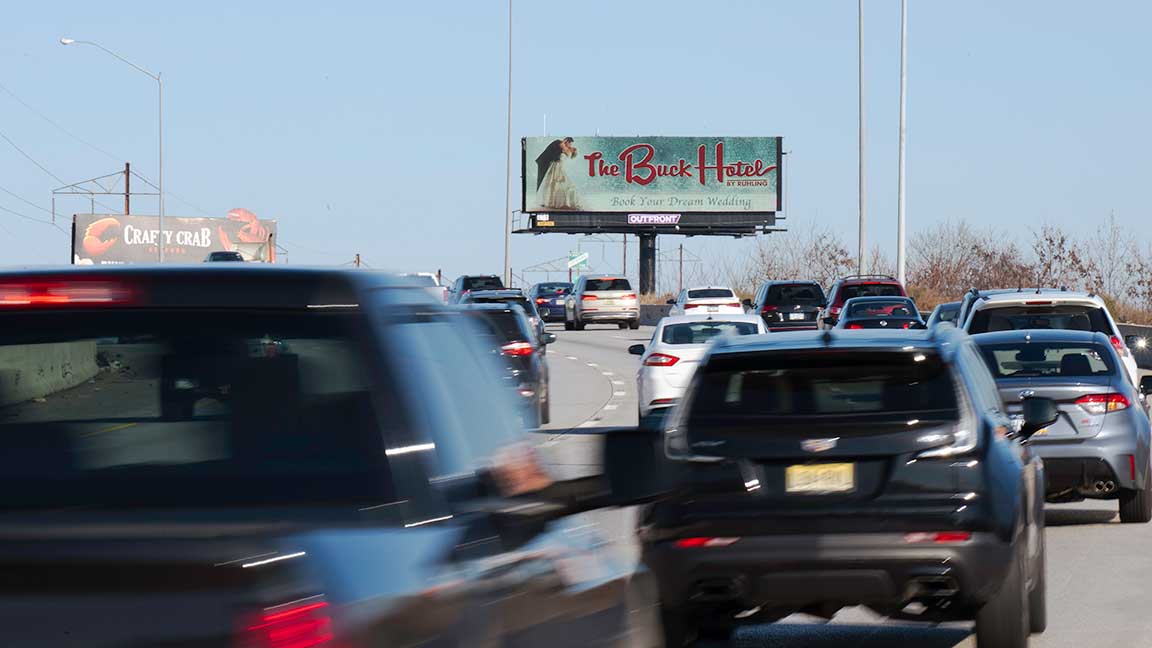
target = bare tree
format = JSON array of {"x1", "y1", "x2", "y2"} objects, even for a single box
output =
[
  {"x1": 1029, "y1": 223, "x2": 1094, "y2": 290},
  {"x1": 1082, "y1": 212, "x2": 1129, "y2": 299}
]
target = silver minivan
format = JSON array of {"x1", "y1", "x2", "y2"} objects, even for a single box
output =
[{"x1": 564, "y1": 275, "x2": 640, "y2": 330}]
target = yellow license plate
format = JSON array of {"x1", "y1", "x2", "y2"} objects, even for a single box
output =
[{"x1": 785, "y1": 463, "x2": 855, "y2": 494}]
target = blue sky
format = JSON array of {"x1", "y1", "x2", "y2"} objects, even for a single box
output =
[{"x1": 1, "y1": 1, "x2": 1149, "y2": 283}]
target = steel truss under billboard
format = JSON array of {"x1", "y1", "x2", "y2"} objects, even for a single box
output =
[{"x1": 518, "y1": 136, "x2": 783, "y2": 236}]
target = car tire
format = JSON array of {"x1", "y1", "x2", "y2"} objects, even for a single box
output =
[
  {"x1": 618, "y1": 322, "x2": 627, "y2": 329},
  {"x1": 574, "y1": 317, "x2": 585, "y2": 331},
  {"x1": 659, "y1": 606, "x2": 698, "y2": 647},
  {"x1": 1119, "y1": 478, "x2": 1152, "y2": 523},
  {"x1": 974, "y1": 541, "x2": 1029, "y2": 648},
  {"x1": 1029, "y1": 527, "x2": 1047, "y2": 634},
  {"x1": 629, "y1": 320, "x2": 640, "y2": 329},
  {"x1": 564, "y1": 318, "x2": 574, "y2": 331},
  {"x1": 540, "y1": 395, "x2": 550, "y2": 426}
]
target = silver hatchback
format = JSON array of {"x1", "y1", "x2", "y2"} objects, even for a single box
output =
[{"x1": 564, "y1": 275, "x2": 639, "y2": 330}]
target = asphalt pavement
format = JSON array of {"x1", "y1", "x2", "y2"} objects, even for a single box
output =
[{"x1": 535, "y1": 323, "x2": 1152, "y2": 648}]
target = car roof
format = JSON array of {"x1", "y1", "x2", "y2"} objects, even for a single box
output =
[
  {"x1": 660, "y1": 314, "x2": 763, "y2": 325},
  {"x1": 580, "y1": 274, "x2": 629, "y2": 280},
  {"x1": 838, "y1": 276, "x2": 901, "y2": 285},
  {"x1": 761, "y1": 279, "x2": 820, "y2": 286},
  {"x1": 975, "y1": 290, "x2": 1104, "y2": 306},
  {"x1": 935, "y1": 301, "x2": 961, "y2": 309},
  {"x1": 843, "y1": 296, "x2": 914, "y2": 304},
  {"x1": 685, "y1": 285, "x2": 733, "y2": 291},
  {"x1": 459, "y1": 303, "x2": 521, "y2": 314},
  {"x1": 465, "y1": 289, "x2": 525, "y2": 298},
  {"x1": 711, "y1": 327, "x2": 965, "y2": 359},
  {"x1": 970, "y1": 330, "x2": 1110, "y2": 345},
  {"x1": 0, "y1": 265, "x2": 414, "y2": 310}
]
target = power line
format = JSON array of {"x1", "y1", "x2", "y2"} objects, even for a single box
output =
[
  {"x1": 0, "y1": 81, "x2": 122, "y2": 164},
  {"x1": 0, "y1": 184, "x2": 53, "y2": 215},
  {"x1": 0, "y1": 128, "x2": 67, "y2": 185}
]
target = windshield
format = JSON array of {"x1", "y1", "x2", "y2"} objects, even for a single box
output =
[
  {"x1": 463, "y1": 277, "x2": 505, "y2": 291},
  {"x1": 977, "y1": 342, "x2": 1116, "y2": 378},
  {"x1": 934, "y1": 303, "x2": 960, "y2": 322},
  {"x1": 0, "y1": 310, "x2": 396, "y2": 509},
  {"x1": 766, "y1": 283, "x2": 824, "y2": 304},
  {"x1": 687, "y1": 288, "x2": 734, "y2": 299},
  {"x1": 585, "y1": 278, "x2": 632, "y2": 291},
  {"x1": 688, "y1": 351, "x2": 958, "y2": 424},
  {"x1": 847, "y1": 299, "x2": 916, "y2": 318},
  {"x1": 661, "y1": 321, "x2": 760, "y2": 344},
  {"x1": 968, "y1": 305, "x2": 1114, "y2": 335},
  {"x1": 841, "y1": 284, "x2": 903, "y2": 299}
]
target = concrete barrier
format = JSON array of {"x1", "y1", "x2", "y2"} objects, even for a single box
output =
[{"x1": 0, "y1": 341, "x2": 100, "y2": 407}]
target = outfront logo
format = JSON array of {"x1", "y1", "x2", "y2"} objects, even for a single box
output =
[{"x1": 801, "y1": 438, "x2": 839, "y2": 453}]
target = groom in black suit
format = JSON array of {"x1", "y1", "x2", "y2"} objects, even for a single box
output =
[{"x1": 535, "y1": 137, "x2": 573, "y2": 190}]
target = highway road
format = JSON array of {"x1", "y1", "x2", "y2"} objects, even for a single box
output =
[{"x1": 534, "y1": 323, "x2": 1152, "y2": 648}]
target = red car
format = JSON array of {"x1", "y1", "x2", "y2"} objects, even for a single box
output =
[{"x1": 818, "y1": 274, "x2": 909, "y2": 329}]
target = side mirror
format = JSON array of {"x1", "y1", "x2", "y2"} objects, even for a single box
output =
[
  {"x1": 665, "y1": 298, "x2": 676, "y2": 305},
  {"x1": 1018, "y1": 396, "x2": 1059, "y2": 440},
  {"x1": 1140, "y1": 376, "x2": 1152, "y2": 397},
  {"x1": 741, "y1": 298, "x2": 753, "y2": 308},
  {"x1": 628, "y1": 344, "x2": 645, "y2": 356},
  {"x1": 541, "y1": 333, "x2": 557, "y2": 345}
]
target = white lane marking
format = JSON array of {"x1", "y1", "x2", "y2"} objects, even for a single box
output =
[
  {"x1": 601, "y1": 371, "x2": 615, "y2": 376},
  {"x1": 612, "y1": 380, "x2": 625, "y2": 385},
  {"x1": 566, "y1": 356, "x2": 578, "y2": 360},
  {"x1": 586, "y1": 362, "x2": 599, "y2": 367},
  {"x1": 603, "y1": 404, "x2": 619, "y2": 411},
  {"x1": 613, "y1": 391, "x2": 627, "y2": 396}
]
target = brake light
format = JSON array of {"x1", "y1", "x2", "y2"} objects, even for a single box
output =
[
  {"x1": 904, "y1": 531, "x2": 971, "y2": 544},
  {"x1": 1024, "y1": 300, "x2": 1052, "y2": 305},
  {"x1": 674, "y1": 537, "x2": 740, "y2": 548},
  {"x1": 902, "y1": 321, "x2": 912, "y2": 329},
  {"x1": 847, "y1": 323, "x2": 864, "y2": 329},
  {"x1": 1109, "y1": 335, "x2": 1129, "y2": 357},
  {"x1": 621, "y1": 293, "x2": 637, "y2": 300},
  {"x1": 644, "y1": 353, "x2": 680, "y2": 366},
  {"x1": 649, "y1": 398, "x2": 678, "y2": 407},
  {"x1": 830, "y1": 306, "x2": 842, "y2": 315},
  {"x1": 0, "y1": 281, "x2": 134, "y2": 307},
  {"x1": 581, "y1": 295, "x2": 598, "y2": 301},
  {"x1": 761, "y1": 304, "x2": 778, "y2": 312},
  {"x1": 500, "y1": 341, "x2": 535, "y2": 356},
  {"x1": 237, "y1": 600, "x2": 334, "y2": 648},
  {"x1": 725, "y1": 302, "x2": 741, "y2": 308},
  {"x1": 684, "y1": 303, "x2": 700, "y2": 309},
  {"x1": 1076, "y1": 393, "x2": 1130, "y2": 414},
  {"x1": 534, "y1": 297, "x2": 548, "y2": 304}
]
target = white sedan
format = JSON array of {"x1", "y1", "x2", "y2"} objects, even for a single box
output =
[
  {"x1": 666, "y1": 286, "x2": 745, "y2": 316},
  {"x1": 629, "y1": 314, "x2": 767, "y2": 417}
]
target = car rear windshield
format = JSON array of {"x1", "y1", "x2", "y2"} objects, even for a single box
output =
[
  {"x1": 661, "y1": 321, "x2": 760, "y2": 344},
  {"x1": 463, "y1": 276, "x2": 504, "y2": 291},
  {"x1": 536, "y1": 283, "x2": 572, "y2": 295},
  {"x1": 687, "y1": 351, "x2": 958, "y2": 428},
  {"x1": 765, "y1": 283, "x2": 824, "y2": 304},
  {"x1": 467, "y1": 295, "x2": 533, "y2": 313},
  {"x1": 977, "y1": 342, "x2": 1116, "y2": 378},
  {"x1": 840, "y1": 283, "x2": 903, "y2": 299},
  {"x1": 464, "y1": 310, "x2": 530, "y2": 343},
  {"x1": 585, "y1": 278, "x2": 631, "y2": 291},
  {"x1": 968, "y1": 305, "x2": 1113, "y2": 335},
  {"x1": 847, "y1": 300, "x2": 916, "y2": 318},
  {"x1": 0, "y1": 309, "x2": 400, "y2": 509},
  {"x1": 687, "y1": 288, "x2": 734, "y2": 299}
]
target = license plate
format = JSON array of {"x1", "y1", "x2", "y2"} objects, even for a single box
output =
[
  {"x1": 789, "y1": 313, "x2": 805, "y2": 321},
  {"x1": 553, "y1": 299, "x2": 563, "y2": 304},
  {"x1": 785, "y1": 463, "x2": 855, "y2": 494},
  {"x1": 707, "y1": 306, "x2": 718, "y2": 312}
]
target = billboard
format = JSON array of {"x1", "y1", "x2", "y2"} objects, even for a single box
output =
[
  {"x1": 522, "y1": 136, "x2": 781, "y2": 215},
  {"x1": 72, "y1": 209, "x2": 277, "y2": 265}
]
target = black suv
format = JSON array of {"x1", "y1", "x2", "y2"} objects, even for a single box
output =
[
  {"x1": 449, "y1": 274, "x2": 505, "y2": 303},
  {"x1": 644, "y1": 326, "x2": 1054, "y2": 647},
  {"x1": 744, "y1": 280, "x2": 826, "y2": 331},
  {"x1": 459, "y1": 288, "x2": 546, "y2": 343},
  {"x1": 461, "y1": 303, "x2": 554, "y2": 427}
]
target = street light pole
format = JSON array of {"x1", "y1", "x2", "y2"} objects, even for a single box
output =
[
  {"x1": 502, "y1": 0, "x2": 514, "y2": 286},
  {"x1": 61, "y1": 37, "x2": 165, "y2": 262},
  {"x1": 896, "y1": 0, "x2": 908, "y2": 284},
  {"x1": 857, "y1": 0, "x2": 867, "y2": 275}
]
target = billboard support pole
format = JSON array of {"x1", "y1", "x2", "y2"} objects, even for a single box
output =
[
  {"x1": 124, "y1": 162, "x2": 130, "y2": 215},
  {"x1": 639, "y1": 233, "x2": 657, "y2": 296}
]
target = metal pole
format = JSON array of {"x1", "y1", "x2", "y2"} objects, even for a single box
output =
[
  {"x1": 124, "y1": 162, "x2": 130, "y2": 215},
  {"x1": 622, "y1": 234, "x2": 627, "y2": 275},
  {"x1": 501, "y1": 0, "x2": 513, "y2": 286},
  {"x1": 896, "y1": 0, "x2": 908, "y2": 284},
  {"x1": 678, "y1": 244, "x2": 684, "y2": 294},
  {"x1": 857, "y1": 0, "x2": 867, "y2": 274},
  {"x1": 157, "y1": 75, "x2": 164, "y2": 262}
]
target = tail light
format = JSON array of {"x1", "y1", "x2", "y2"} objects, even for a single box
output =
[
  {"x1": 725, "y1": 302, "x2": 741, "y2": 308},
  {"x1": 847, "y1": 323, "x2": 864, "y2": 329},
  {"x1": 830, "y1": 306, "x2": 842, "y2": 315},
  {"x1": 621, "y1": 293, "x2": 637, "y2": 300},
  {"x1": 534, "y1": 297, "x2": 548, "y2": 304},
  {"x1": 904, "y1": 531, "x2": 971, "y2": 544},
  {"x1": 1110, "y1": 335, "x2": 1129, "y2": 357},
  {"x1": 684, "y1": 303, "x2": 701, "y2": 310},
  {"x1": 1076, "y1": 393, "x2": 1130, "y2": 414},
  {"x1": 0, "y1": 280, "x2": 135, "y2": 307},
  {"x1": 644, "y1": 353, "x2": 680, "y2": 366},
  {"x1": 649, "y1": 398, "x2": 678, "y2": 407},
  {"x1": 581, "y1": 295, "x2": 598, "y2": 301},
  {"x1": 761, "y1": 304, "x2": 778, "y2": 312},
  {"x1": 500, "y1": 341, "x2": 535, "y2": 356},
  {"x1": 237, "y1": 599, "x2": 334, "y2": 648},
  {"x1": 902, "y1": 321, "x2": 912, "y2": 329},
  {"x1": 675, "y1": 537, "x2": 740, "y2": 548}
]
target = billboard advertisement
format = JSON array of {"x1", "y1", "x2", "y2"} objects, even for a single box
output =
[
  {"x1": 72, "y1": 209, "x2": 277, "y2": 265},
  {"x1": 522, "y1": 136, "x2": 781, "y2": 214}
]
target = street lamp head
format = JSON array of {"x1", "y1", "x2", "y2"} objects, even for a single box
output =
[{"x1": 59, "y1": 37, "x2": 76, "y2": 45}]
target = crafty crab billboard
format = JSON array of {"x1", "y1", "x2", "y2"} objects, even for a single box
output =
[{"x1": 72, "y1": 209, "x2": 277, "y2": 264}]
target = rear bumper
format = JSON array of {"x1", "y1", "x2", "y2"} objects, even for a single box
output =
[
  {"x1": 1033, "y1": 433, "x2": 1144, "y2": 495},
  {"x1": 763, "y1": 321, "x2": 819, "y2": 331},
  {"x1": 643, "y1": 531, "x2": 1012, "y2": 615},
  {"x1": 579, "y1": 310, "x2": 639, "y2": 322},
  {"x1": 537, "y1": 305, "x2": 566, "y2": 320}
]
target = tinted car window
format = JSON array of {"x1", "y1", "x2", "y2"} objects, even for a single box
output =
[
  {"x1": 969, "y1": 305, "x2": 1112, "y2": 335},
  {"x1": 687, "y1": 289, "x2": 734, "y2": 299},
  {"x1": 465, "y1": 295, "x2": 534, "y2": 314},
  {"x1": 0, "y1": 310, "x2": 399, "y2": 508},
  {"x1": 464, "y1": 310, "x2": 532, "y2": 343},
  {"x1": 535, "y1": 283, "x2": 572, "y2": 295},
  {"x1": 462, "y1": 276, "x2": 504, "y2": 291},
  {"x1": 661, "y1": 321, "x2": 759, "y2": 344},
  {"x1": 688, "y1": 351, "x2": 958, "y2": 422},
  {"x1": 403, "y1": 275, "x2": 437, "y2": 287},
  {"x1": 847, "y1": 299, "x2": 916, "y2": 317},
  {"x1": 765, "y1": 283, "x2": 823, "y2": 304},
  {"x1": 585, "y1": 278, "x2": 632, "y2": 291},
  {"x1": 977, "y1": 342, "x2": 1115, "y2": 377},
  {"x1": 840, "y1": 283, "x2": 903, "y2": 299}
]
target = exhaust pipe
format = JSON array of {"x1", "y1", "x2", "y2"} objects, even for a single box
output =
[{"x1": 1092, "y1": 480, "x2": 1117, "y2": 493}]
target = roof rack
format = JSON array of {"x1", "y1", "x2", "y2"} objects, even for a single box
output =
[{"x1": 842, "y1": 274, "x2": 898, "y2": 281}]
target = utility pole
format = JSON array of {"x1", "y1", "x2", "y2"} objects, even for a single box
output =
[
  {"x1": 354, "y1": 253, "x2": 361, "y2": 268},
  {"x1": 124, "y1": 162, "x2": 130, "y2": 215},
  {"x1": 678, "y1": 244, "x2": 684, "y2": 294},
  {"x1": 896, "y1": 0, "x2": 908, "y2": 284},
  {"x1": 857, "y1": 0, "x2": 867, "y2": 274}
]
